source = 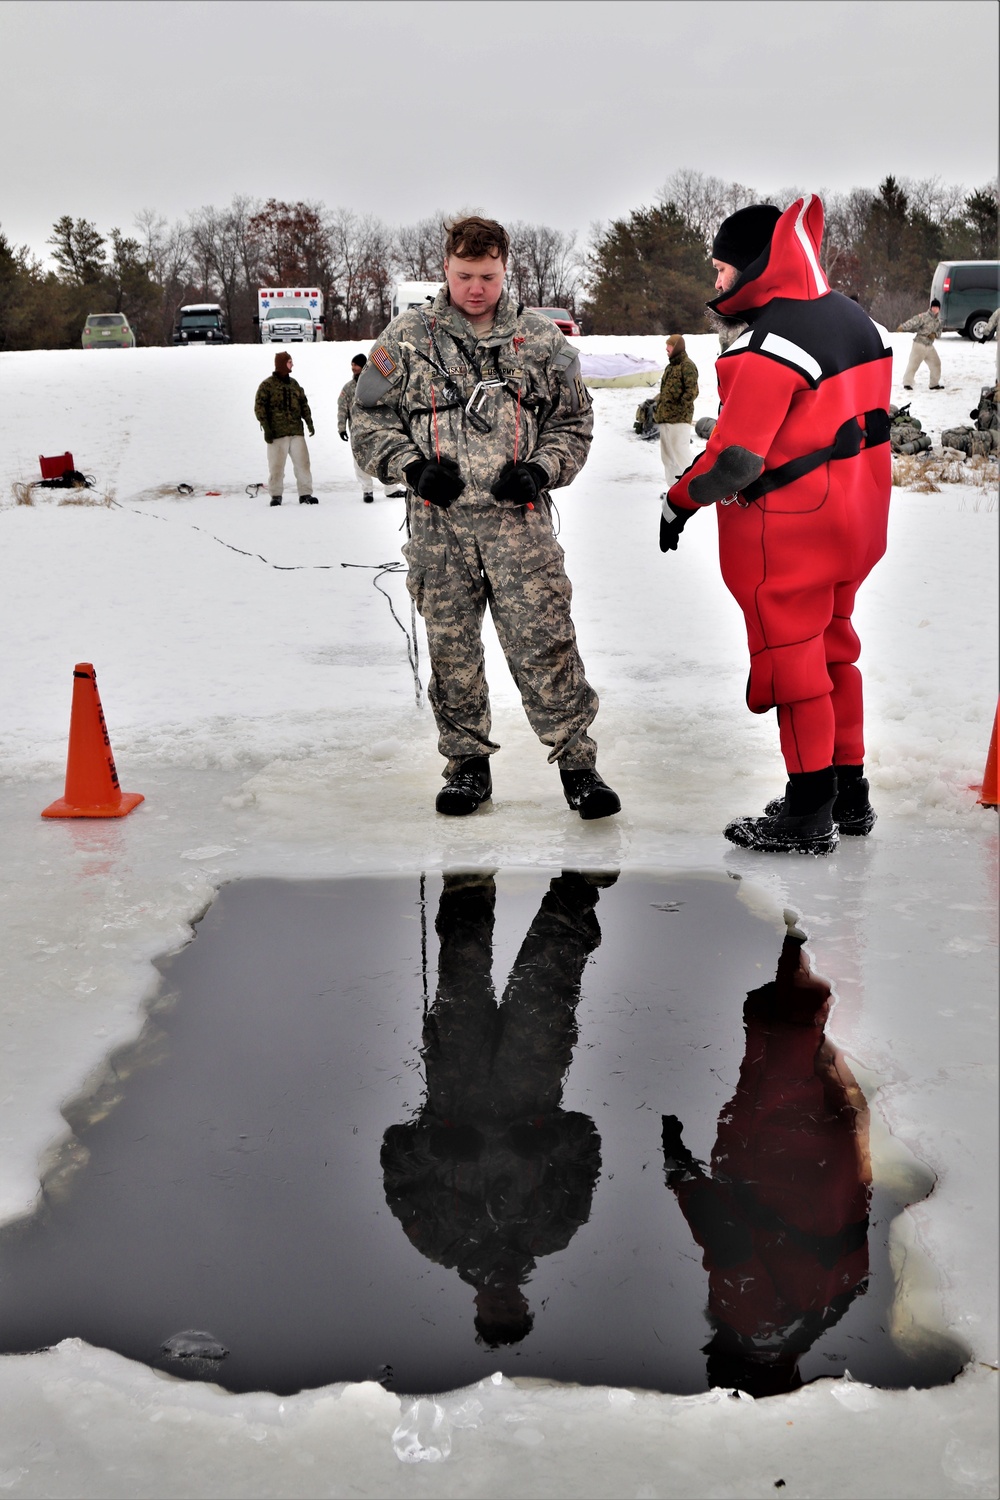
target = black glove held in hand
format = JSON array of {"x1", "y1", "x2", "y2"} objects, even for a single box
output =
[
  {"x1": 404, "y1": 457, "x2": 466, "y2": 508},
  {"x1": 339, "y1": 430, "x2": 349, "y2": 442},
  {"x1": 659, "y1": 498, "x2": 695, "y2": 553},
  {"x1": 490, "y1": 461, "x2": 548, "y2": 505}
]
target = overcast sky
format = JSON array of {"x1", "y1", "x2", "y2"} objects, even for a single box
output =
[{"x1": 2, "y1": 0, "x2": 997, "y2": 264}]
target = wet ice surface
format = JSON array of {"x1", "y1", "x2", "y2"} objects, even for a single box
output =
[{"x1": 0, "y1": 872, "x2": 967, "y2": 1399}]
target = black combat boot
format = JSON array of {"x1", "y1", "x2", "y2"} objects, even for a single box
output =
[
  {"x1": 299, "y1": 494, "x2": 319, "y2": 505},
  {"x1": 560, "y1": 768, "x2": 622, "y2": 820},
  {"x1": 363, "y1": 491, "x2": 374, "y2": 504},
  {"x1": 764, "y1": 763, "x2": 875, "y2": 836},
  {"x1": 725, "y1": 767, "x2": 839, "y2": 854},
  {"x1": 270, "y1": 496, "x2": 282, "y2": 506},
  {"x1": 435, "y1": 756, "x2": 492, "y2": 816}
]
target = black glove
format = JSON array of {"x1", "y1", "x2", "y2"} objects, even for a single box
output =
[
  {"x1": 339, "y1": 430, "x2": 349, "y2": 442},
  {"x1": 404, "y1": 456, "x2": 465, "y2": 508},
  {"x1": 490, "y1": 461, "x2": 548, "y2": 505},
  {"x1": 307, "y1": 425, "x2": 315, "y2": 437},
  {"x1": 659, "y1": 497, "x2": 695, "y2": 553},
  {"x1": 263, "y1": 429, "x2": 274, "y2": 445}
]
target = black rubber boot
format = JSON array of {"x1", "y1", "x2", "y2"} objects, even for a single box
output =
[
  {"x1": 270, "y1": 496, "x2": 282, "y2": 506},
  {"x1": 435, "y1": 756, "x2": 492, "y2": 816},
  {"x1": 560, "y1": 768, "x2": 621, "y2": 820},
  {"x1": 726, "y1": 767, "x2": 839, "y2": 854},
  {"x1": 830, "y1": 765, "x2": 876, "y2": 834},
  {"x1": 765, "y1": 764, "x2": 875, "y2": 835}
]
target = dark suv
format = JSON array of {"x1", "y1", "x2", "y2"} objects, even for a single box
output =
[
  {"x1": 929, "y1": 262, "x2": 999, "y2": 340},
  {"x1": 172, "y1": 304, "x2": 231, "y2": 345}
]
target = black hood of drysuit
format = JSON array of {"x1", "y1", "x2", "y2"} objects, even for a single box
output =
[{"x1": 709, "y1": 196, "x2": 831, "y2": 321}]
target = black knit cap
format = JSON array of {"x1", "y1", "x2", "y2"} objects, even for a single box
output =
[
  {"x1": 712, "y1": 204, "x2": 782, "y2": 271},
  {"x1": 352, "y1": 351, "x2": 367, "y2": 366}
]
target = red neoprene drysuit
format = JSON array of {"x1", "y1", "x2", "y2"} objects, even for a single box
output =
[
  {"x1": 668, "y1": 197, "x2": 892, "y2": 774},
  {"x1": 669, "y1": 939, "x2": 871, "y2": 1376}
]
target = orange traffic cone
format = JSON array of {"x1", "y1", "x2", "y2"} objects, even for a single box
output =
[
  {"x1": 976, "y1": 701, "x2": 998, "y2": 809},
  {"x1": 41, "y1": 663, "x2": 144, "y2": 819}
]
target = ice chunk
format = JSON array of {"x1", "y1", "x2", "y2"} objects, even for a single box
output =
[
  {"x1": 392, "y1": 1399, "x2": 452, "y2": 1462},
  {"x1": 160, "y1": 1329, "x2": 229, "y2": 1361}
]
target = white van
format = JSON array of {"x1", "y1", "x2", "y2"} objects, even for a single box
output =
[{"x1": 390, "y1": 281, "x2": 442, "y2": 321}]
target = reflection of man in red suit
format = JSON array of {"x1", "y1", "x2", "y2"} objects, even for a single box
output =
[
  {"x1": 661, "y1": 197, "x2": 892, "y2": 854},
  {"x1": 662, "y1": 935, "x2": 871, "y2": 1397}
]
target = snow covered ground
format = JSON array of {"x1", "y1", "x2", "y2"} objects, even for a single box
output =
[{"x1": 0, "y1": 333, "x2": 996, "y2": 1498}]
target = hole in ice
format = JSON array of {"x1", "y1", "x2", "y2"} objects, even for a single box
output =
[{"x1": 0, "y1": 871, "x2": 969, "y2": 1398}]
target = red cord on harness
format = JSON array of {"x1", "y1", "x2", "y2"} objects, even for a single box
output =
[
  {"x1": 513, "y1": 383, "x2": 533, "y2": 509},
  {"x1": 425, "y1": 385, "x2": 442, "y2": 507}
]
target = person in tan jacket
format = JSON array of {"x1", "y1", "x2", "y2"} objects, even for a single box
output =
[{"x1": 898, "y1": 300, "x2": 944, "y2": 390}]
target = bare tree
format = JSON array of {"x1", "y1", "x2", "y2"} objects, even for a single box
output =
[
  {"x1": 901, "y1": 176, "x2": 968, "y2": 224},
  {"x1": 657, "y1": 170, "x2": 757, "y2": 250},
  {"x1": 189, "y1": 195, "x2": 261, "y2": 340},
  {"x1": 506, "y1": 222, "x2": 583, "y2": 310},
  {"x1": 134, "y1": 208, "x2": 194, "y2": 341},
  {"x1": 393, "y1": 215, "x2": 446, "y2": 281}
]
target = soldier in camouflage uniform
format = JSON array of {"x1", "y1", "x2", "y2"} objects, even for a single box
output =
[
  {"x1": 350, "y1": 215, "x2": 619, "y2": 819},
  {"x1": 897, "y1": 300, "x2": 944, "y2": 391},
  {"x1": 337, "y1": 352, "x2": 378, "y2": 503}
]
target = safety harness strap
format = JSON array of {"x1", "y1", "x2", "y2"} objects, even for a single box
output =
[{"x1": 741, "y1": 408, "x2": 890, "y2": 503}]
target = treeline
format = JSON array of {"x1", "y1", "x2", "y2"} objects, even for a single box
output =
[
  {"x1": 0, "y1": 172, "x2": 996, "y2": 349},
  {"x1": 0, "y1": 201, "x2": 580, "y2": 349}
]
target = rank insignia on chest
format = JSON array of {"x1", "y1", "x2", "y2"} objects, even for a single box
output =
[{"x1": 371, "y1": 346, "x2": 396, "y2": 378}]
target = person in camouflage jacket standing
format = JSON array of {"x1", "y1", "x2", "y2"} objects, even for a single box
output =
[
  {"x1": 337, "y1": 352, "x2": 378, "y2": 503},
  {"x1": 652, "y1": 334, "x2": 700, "y2": 484},
  {"x1": 350, "y1": 215, "x2": 619, "y2": 819},
  {"x1": 897, "y1": 299, "x2": 944, "y2": 391},
  {"x1": 254, "y1": 350, "x2": 318, "y2": 505}
]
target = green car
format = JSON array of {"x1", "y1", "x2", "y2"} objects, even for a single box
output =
[{"x1": 82, "y1": 313, "x2": 135, "y2": 349}]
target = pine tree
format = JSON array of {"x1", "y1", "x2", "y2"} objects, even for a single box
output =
[
  {"x1": 584, "y1": 204, "x2": 714, "y2": 334},
  {"x1": 963, "y1": 187, "x2": 999, "y2": 260},
  {"x1": 48, "y1": 217, "x2": 107, "y2": 285}
]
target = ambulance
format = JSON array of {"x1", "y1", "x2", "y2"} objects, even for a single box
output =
[{"x1": 257, "y1": 288, "x2": 325, "y2": 343}]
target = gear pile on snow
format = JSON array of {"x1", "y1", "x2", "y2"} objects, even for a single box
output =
[
  {"x1": 633, "y1": 398, "x2": 658, "y2": 439},
  {"x1": 888, "y1": 405, "x2": 931, "y2": 455},
  {"x1": 942, "y1": 384, "x2": 1000, "y2": 457}
]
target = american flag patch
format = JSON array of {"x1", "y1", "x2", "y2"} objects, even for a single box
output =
[{"x1": 371, "y1": 345, "x2": 396, "y2": 378}]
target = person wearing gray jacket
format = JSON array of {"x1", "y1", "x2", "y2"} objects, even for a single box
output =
[
  {"x1": 898, "y1": 301, "x2": 944, "y2": 390},
  {"x1": 338, "y1": 353, "x2": 378, "y2": 503}
]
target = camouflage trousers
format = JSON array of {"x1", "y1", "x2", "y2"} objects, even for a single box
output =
[{"x1": 403, "y1": 497, "x2": 599, "y2": 775}]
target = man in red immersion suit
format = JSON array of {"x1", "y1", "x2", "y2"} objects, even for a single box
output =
[{"x1": 661, "y1": 197, "x2": 892, "y2": 853}]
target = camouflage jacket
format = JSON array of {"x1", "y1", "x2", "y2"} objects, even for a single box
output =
[
  {"x1": 337, "y1": 377, "x2": 357, "y2": 433},
  {"x1": 349, "y1": 289, "x2": 593, "y2": 498},
  {"x1": 652, "y1": 350, "x2": 699, "y2": 424},
  {"x1": 897, "y1": 310, "x2": 942, "y2": 344},
  {"x1": 254, "y1": 374, "x2": 314, "y2": 439}
]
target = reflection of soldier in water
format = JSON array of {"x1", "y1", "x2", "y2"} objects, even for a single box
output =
[
  {"x1": 662, "y1": 933, "x2": 871, "y2": 1397},
  {"x1": 381, "y1": 872, "x2": 608, "y2": 1348}
]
